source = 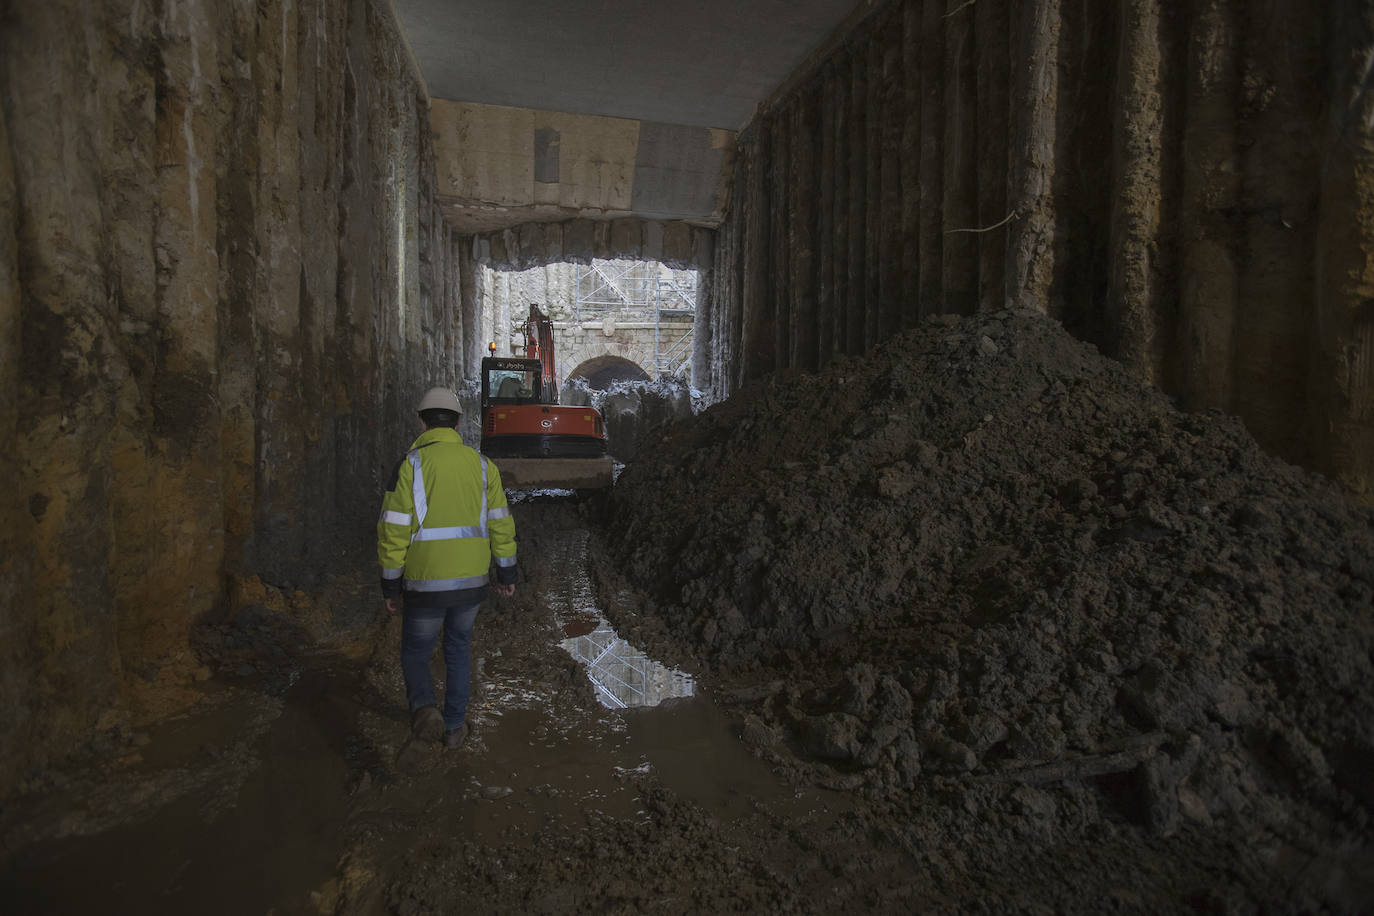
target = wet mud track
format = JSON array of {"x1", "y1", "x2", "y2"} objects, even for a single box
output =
[
  {"x1": 0, "y1": 665, "x2": 365, "y2": 914},
  {"x1": 342, "y1": 496, "x2": 881, "y2": 915},
  {"x1": 0, "y1": 495, "x2": 892, "y2": 915}
]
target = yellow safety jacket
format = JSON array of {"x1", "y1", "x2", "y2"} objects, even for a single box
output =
[{"x1": 377, "y1": 427, "x2": 517, "y2": 607}]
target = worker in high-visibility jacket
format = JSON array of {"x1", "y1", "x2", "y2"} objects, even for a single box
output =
[{"x1": 377, "y1": 386, "x2": 517, "y2": 749}]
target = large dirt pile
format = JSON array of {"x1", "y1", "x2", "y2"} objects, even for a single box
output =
[{"x1": 598, "y1": 308, "x2": 1374, "y2": 883}]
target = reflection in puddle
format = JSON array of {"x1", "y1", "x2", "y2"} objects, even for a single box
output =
[
  {"x1": 561, "y1": 624, "x2": 695, "y2": 709},
  {"x1": 514, "y1": 514, "x2": 845, "y2": 828},
  {"x1": 544, "y1": 530, "x2": 695, "y2": 709}
]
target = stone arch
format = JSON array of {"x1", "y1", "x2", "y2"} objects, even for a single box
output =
[{"x1": 566, "y1": 354, "x2": 651, "y2": 390}]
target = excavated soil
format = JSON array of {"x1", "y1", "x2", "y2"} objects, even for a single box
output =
[
  {"x1": 594, "y1": 307, "x2": 1374, "y2": 911},
  {"x1": 3, "y1": 308, "x2": 1371, "y2": 913}
]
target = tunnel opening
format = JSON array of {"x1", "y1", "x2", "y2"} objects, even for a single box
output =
[
  {"x1": 567, "y1": 354, "x2": 651, "y2": 390},
  {"x1": 474, "y1": 256, "x2": 698, "y2": 387}
]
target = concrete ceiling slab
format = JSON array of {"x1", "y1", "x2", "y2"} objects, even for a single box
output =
[{"x1": 395, "y1": 0, "x2": 868, "y2": 131}]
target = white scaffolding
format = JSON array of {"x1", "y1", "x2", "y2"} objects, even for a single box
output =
[{"x1": 575, "y1": 259, "x2": 696, "y2": 379}]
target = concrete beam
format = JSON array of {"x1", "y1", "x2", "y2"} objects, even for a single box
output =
[
  {"x1": 469, "y1": 217, "x2": 712, "y2": 272},
  {"x1": 431, "y1": 100, "x2": 735, "y2": 233}
]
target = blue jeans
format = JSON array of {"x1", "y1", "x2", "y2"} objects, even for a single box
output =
[{"x1": 400, "y1": 603, "x2": 479, "y2": 730}]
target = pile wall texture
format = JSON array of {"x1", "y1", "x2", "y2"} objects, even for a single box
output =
[
  {"x1": 0, "y1": 0, "x2": 463, "y2": 794},
  {"x1": 710, "y1": 0, "x2": 1374, "y2": 499}
]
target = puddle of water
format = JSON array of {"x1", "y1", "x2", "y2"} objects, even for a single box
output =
[
  {"x1": 622, "y1": 697, "x2": 844, "y2": 822},
  {"x1": 0, "y1": 668, "x2": 358, "y2": 916},
  {"x1": 544, "y1": 530, "x2": 695, "y2": 710},
  {"x1": 132, "y1": 684, "x2": 275, "y2": 772},
  {"x1": 560, "y1": 614, "x2": 599, "y2": 638},
  {"x1": 561, "y1": 624, "x2": 696, "y2": 709},
  {"x1": 532, "y1": 523, "x2": 846, "y2": 826}
]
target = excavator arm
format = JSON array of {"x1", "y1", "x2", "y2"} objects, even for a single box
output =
[{"x1": 524, "y1": 305, "x2": 560, "y2": 403}]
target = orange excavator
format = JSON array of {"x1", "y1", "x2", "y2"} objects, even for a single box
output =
[{"x1": 479, "y1": 304, "x2": 614, "y2": 489}]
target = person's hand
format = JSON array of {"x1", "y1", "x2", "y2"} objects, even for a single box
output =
[
  {"x1": 493, "y1": 583, "x2": 515, "y2": 598},
  {"x1": 385, "y1": 596, "x2": 403, "y2": 616}
]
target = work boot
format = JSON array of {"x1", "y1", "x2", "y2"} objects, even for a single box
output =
[
  {"x1": 443, "y1": 723, "x2": 469, "y2": 749},
  {"x1": 411, "y1": 705, "x2": 444, "y2": 742}
]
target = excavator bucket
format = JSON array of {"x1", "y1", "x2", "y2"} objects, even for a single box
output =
[{"x1": 489, "y1": 456, "x2": 616, "y2": 490}]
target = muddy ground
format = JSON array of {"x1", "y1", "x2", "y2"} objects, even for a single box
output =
[
  {"x1": 1, "y1": 309, "x2": 1372, "y2": 914},
  {"x1": 0, "y1": 498, "x2": 909, "y2": 915}
]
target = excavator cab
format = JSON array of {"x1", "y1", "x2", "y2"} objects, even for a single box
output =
[{"x1": 482, "y1": 360, "x2": 541, "y2": 406}]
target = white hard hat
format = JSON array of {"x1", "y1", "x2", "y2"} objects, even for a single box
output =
[{"x1": 417, "y1": 386, "x2": 462, "y2": 415}]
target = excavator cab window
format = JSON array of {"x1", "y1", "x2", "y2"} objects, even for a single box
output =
[{"x1": 487, "y1": 368, "x2": 538, "y2": 402}]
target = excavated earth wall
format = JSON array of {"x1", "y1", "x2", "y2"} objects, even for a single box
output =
[
  {"x1": 598, "y1": 308, "x2": 1374, "y2": 909},
  {"x1": 0, "y1": 0, "x2": 463, "y2": 795},
  {"x1": 705, "y1": 0, "x2": 1374, "y2": 500}
]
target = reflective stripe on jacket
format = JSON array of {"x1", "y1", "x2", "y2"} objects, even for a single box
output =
[{"x1": 377, "y1": 427, "x2": 517, "y2": 606}]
